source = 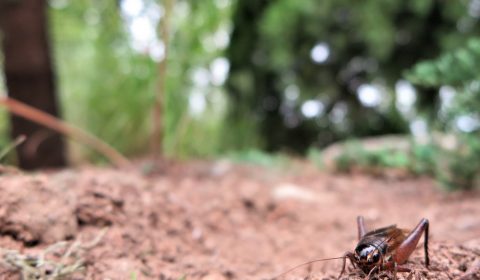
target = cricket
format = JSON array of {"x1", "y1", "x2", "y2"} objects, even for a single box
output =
[{"x1": 272, "y1": 216, "x2": 429, "y2": 280}]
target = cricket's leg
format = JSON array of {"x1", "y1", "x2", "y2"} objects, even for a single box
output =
[
  {"x1": 393, "y1": 218, "x2": 429, "y2": 267},
  {"x1": 383, "y1": 261, "x2": 411, "y2": 280},
  {"x1": 357, "y1": 216, "x2": 367, "y2": 240},
  {"x1": 365, "y1": 266, "x2": 379, "y2": 279},
  {"x1": 393, "y1": 262, "x2": 412, "y2": 280},
  {"x1": 338, "y1": 252, "x2": 356, "y2": 280}
]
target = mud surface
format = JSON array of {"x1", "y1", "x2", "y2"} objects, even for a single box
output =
[{"x1": 0, "y1": 160, "x2": 479, "y2": 279}]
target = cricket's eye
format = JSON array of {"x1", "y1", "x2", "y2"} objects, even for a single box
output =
[
  {"x1": 371, "y1": 251, "x2": 380, "y2": 263},
  {"x1": 356, "y1": 245, "x2": 375, "y2": 261}
]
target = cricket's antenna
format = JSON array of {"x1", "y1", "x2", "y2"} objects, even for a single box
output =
[{"x1": 270, "y1": 256, "x2": 344, "y2": 279}]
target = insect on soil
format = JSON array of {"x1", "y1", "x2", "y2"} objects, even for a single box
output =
[{"x1": 272, "y1": 216, "x2": 429, "y2": 280}]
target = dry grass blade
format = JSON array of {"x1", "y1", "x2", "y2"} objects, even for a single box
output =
[
  {"x1": 0, "y1": 135, "x2": 26, "y2": 161},
  {"x1": 0, "y1": 96, "x2": 131, "y2": 168},
  {"x1": 0, "y1": 228, "x2": 107, "y2": 280}
]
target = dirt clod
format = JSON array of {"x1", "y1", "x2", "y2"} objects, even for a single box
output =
[{"x1": 0, "y1": 175, "x2": 77, "y2": 244}]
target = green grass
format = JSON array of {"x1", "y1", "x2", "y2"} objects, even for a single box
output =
[{"x1": 225, "y1": 149, "x2": 291, "y2": 168}]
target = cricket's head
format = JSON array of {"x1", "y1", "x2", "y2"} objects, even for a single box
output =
[{"x1": 354, "y1": 244, "x2": 382, "y2": 271}]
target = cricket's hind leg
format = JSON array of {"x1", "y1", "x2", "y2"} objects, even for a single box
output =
[{"x1": 393, "y1": 218, "x2": 429, "y2": 267}]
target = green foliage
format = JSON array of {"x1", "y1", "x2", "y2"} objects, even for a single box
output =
[
  {"x1": 306, "y1": 147, "x2": 323, "y2": 168},
  {"x1": 48, "y1": 0, "x2": 234, "y2": 160},
  {"x1": 331, "y1": 139, "x2": 437, "y2": 176},
  {"x1": 330, "y1": 136, "x2": 480, "y2": 190},
  {"x1": 407, "y1": 38, "x2": 480, "y2": 190},
  {"x1": 226, "y1": 0, "x2": 477, "y2": 152},
  {"x1": 409, "y1": 143, "x2": 437, "y2": 175},
  {"x1": 406, "y1": 39, "x2": 480, "y2": 87},
  {"x1": 333, "y1": 140, "x2": 410, "y2": 172},
  {"x1": 0, "y1": 117, "x2": 9, "y2": 161},
  {"x1": 435, "y1": 135, "x2": 480, "y2": 190},
  {"x1": 226, "y1": 149, "x2": 290, "y2": 168}
]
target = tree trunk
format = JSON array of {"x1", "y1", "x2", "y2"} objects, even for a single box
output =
[{"x1": 0, "y1": 0, "x2": 67, "y2": 169}]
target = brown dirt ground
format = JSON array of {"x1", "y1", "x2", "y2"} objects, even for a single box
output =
[{"x1": 0, "y1": 160, "x2": 479, "y2": 280}]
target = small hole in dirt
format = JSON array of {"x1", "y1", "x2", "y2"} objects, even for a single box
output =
[
  {"x1": 0, "y1": 230, "x2": 40, "y2": 247},
  {"x1": 76, "y1": 217, "x2": 86, "y2": 226},
  {"x1": 25, "y1": 239, "x2": 40, "y2": 247},
  {"x1": 459, "y1": 264, "x2": 468, "y2": 272},
  {"x1": 242, "y1": 199, "x2": 255, "y2": 210},
  {"x1": 112, "y1": 199, "x2": 124, "y2": 208},
  {"x1": 148, "y1": 212, "x2": 159, "y2": 227},
  {"x1": 266, "y1": 202, "x2": 276, "y2": 212},
  {"x1": 223, "y1": 270, "x2": 235, "y2": 279},
  {"x1": 161, "y1": 255, "x2": 176, "y2": 263},
  {"x1": 45, "y1": 267, "x2": 53, "y2": 275},
  {"x1": 76, "y1": 213, "x2": 113, "y2": 227},
  {"x1": 184, "y1": 219, "x2": 193, "y2": 229}
]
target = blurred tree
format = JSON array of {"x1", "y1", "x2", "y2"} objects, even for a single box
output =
[
  {"x1": 151, "y1": 0, "x2": 174, "y2": 157},
  {"x1": 0, "y1": 0, "x2": 67, "y2": 169},
  {"x1": 49, "y1": 0, "x2": 233, "y2": 160},
  {"x1": 225, "y1": 0, "x2": 279, "y2": 151},
  {"x1": 226, "y1": 0, "x2": 477, "y2": 153},
  {"x1": 50, "y1": 0, "x2": 156, "y2": 159}
]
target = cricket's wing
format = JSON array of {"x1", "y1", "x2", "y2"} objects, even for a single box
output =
[{"x1": 360, "y1": 225, "x2": 407, "y2": 254}]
